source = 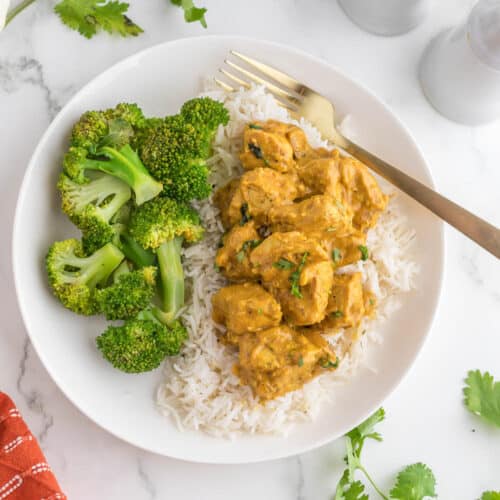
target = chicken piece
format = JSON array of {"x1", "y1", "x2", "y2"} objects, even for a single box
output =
[
  {"x1": 236, "y1": 325, "x2": 337, "y2": 400},
  {"x1": 250, "y1": 232, "x2": 333, "y2": 325},
  {"x1": 240, "y1": 121, "x2": 295, "y2": 173},
  {"x1": 213, "y1": 178, "x2": 242, "y2": 228},
  {"x1": 212, "y1": 283, "x2": 282, "y2": 343},
  {"x1": 295, "y1": 150, "x2": 344, "y2": 199},
  {"x1": 286, "y1": 126, "x2": 312, "y2": 160},
  {"x1": 272, "y1": 260, "x2": 333, "y2": 326},
  {"x1": 268, "y1": 195, "x2": 352, "y2": 235},
  {"x1": 337, "y1": 156, "x2": 389, "y2": 231},
  {"x1": 215, "y1": 221, "x2": 261, "y2": 281},
  {"x1": 214, "y1": 168, "x2": 299, "y2": 228},
  {"x1": 323, "y1": 272, "x2": 365, "y2": 330},
  {"x1": 250, "y1": 231, "x2": 329, "y2": 284},
  {"x1": 319, "y1": 228, "x2": 368, "y2": 267}
]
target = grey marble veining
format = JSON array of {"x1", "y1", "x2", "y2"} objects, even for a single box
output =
[{"x1": 1, "y1": 0, "x2": 499, "y2": 499}]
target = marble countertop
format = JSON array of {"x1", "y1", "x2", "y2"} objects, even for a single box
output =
[{"x1": 1, "y1": 0, "x2": 499, "y2": 498}]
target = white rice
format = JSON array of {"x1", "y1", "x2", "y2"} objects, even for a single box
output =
[{"x1": 156, "y1": 85, "x2": 418, "y2": 438}]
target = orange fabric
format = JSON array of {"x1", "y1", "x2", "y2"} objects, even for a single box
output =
[{"x1": 0, "y1": 393, "x2": 65, "y2": 500}]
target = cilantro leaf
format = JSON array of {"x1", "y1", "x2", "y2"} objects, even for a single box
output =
[
  {"x1": 358, "y1": 245, "x2": 369, "y2": 261},
  {"x1": 54, "y1": 0, "x2": 142, "y2": 39},
  {"x1": 239, "y1": 203, "x2": 251, "y2": 226},
  {"x1": 464, "y1": 370, "x2": 500, "y2": 427},
  {"x1": 389, "y1": 463, "x2": 437, "y2": 500},
  {"x1": 170, "y1": 0, "x2": 207, "y2": 27},
  {"x1": 332, "y1": 247, "x2": 342, "y2": 263},
  {"x1": 335, "y1": 470, "x2": 369, "y2": 500},
  {"x1": 289, "y1": 252, "x2": 308, "y2": 299},
  {"x1": 273, "y1": 258, "x2": 295, "y2": 270},
  {"x1": 347, "y1": 407, "x2": 385, "y2": 456},
  {"x1": 481, "y1": 492, "x2": 500, "y2": 500}
]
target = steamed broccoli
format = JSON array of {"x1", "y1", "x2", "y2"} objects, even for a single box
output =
[
  {"x1": 95, "y1": 262, "x2": 157, "y2": 320},
  {"x1": 46, "y1": 240, "x2": 124, "y2": 315},
  {"x1": 58, "y1": 172, "x2": 132, "y2": 254},
  {"x1": 139, "y1": 97, "x2": 229, "y2": 202},
  {"x1": 95, "y1": 311, "x2": 187, "y2": 373},
  {"x1": 63, "y1": 103, "x2": 163, "y2": 205},
  {"x1": 128, "y1": 197, "x2": 203, "y2": 324},
  {"x1": 128, "y1": 196, "x2": 203, "y2": 249},
  {"x1": 117, "y1": 231, "x2": 156, "y2": 268}
]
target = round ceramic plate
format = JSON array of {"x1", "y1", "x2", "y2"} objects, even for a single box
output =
[{"x1": 13, "y1": 36, "x2": 444, "y2": 464}]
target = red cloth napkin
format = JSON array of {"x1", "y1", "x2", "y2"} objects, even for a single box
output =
[{"x1": 0, "y1": 393, "x2": 66, "y2": 500}]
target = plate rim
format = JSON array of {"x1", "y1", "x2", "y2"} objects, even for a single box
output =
[{"x1": 12, "y1": 35, "x2": 445, "y2": 463}]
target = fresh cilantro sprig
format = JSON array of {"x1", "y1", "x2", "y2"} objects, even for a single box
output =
[
  {"x1": 334, "y1": 408, "x2": 437, "y2": 500},
  {"x1": 390, "y1": 464, "x2": 437, "y2": 500},
  {"x1": 4, "y1": 0, "x2": 207, "y2": 37},
  {"x1": 171, "y1": 0, "x2": 207, "y2": 27},
  {"x1": 54, "y1": 0, "x2": 142, "y2": 39},
  {"x1": 464, "y1": 370, "x2": 500, "y2": 427}
]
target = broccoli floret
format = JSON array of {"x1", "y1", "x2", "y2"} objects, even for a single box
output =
[
  {"x1": 95, "y1": 263, "x2": 157, "y2": 320},
  {"x1": 63, "y1": 103, "x2": 163, "y2": 205},
  {"x1": 95, "y1": 312, "x2": 187, "y2": 373},
  {"x1": 128, "y1": 197, "x2": 203, "y2": 324},
  {"x1": 58, "y1": 173, "x2": 132, "y2": 254},
  {"x1": 138, "y1": 97, "x2": 229, "y2": 202},
  {"x1": 130, "y1": 117, "x2": 163, "y2": 151},
  {"x1": 71, "y1": 103, "x2": 145, "y2": 150},
  {"x1": 180, "y1": 97, "x2": 229, "y2": 131},
  {"x1": 46, "y1": 240, "x2": 124, "y2": 315},
  {"x1": 128, "y1": 197, "x2": 203, "y2": 249}
]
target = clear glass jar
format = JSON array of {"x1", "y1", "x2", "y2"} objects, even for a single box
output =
[
  {"x1": 338, "y1": 0, "x2": 431, "y2": 36},
  {"x1": 419, "y1": 0, "x2": 500, "y2": 125}
]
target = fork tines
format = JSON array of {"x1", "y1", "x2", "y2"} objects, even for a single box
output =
[{"x1": 216, "y1": 50, "x2": 307, "y2": 112}]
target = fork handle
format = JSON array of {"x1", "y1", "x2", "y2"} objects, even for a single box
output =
[{"x1": 342, "y1": 139, "x2": 500, "y2": 259}]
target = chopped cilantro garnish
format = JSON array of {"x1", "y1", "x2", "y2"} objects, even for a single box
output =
[
  {"x1": 298, "y1": 356, "x2": 304, "y2": 367},
  {"x1": 332, "y1": 248, "x2": 342, "y2": 263},
  {"x1": 239, "y1": 203, "x2": 251, "y2": 226},
  {"x1": 236, "y1": 250, "x2": 245, "y2": 263},
  {"x1": 242, "y1": 239, "x2": 261, "y2": 252},
  {"x1": 358, "y1": 245, "x2": 369, "y2": 261},
  {"x1": 249, "y1": 123, "x2": 263, "y2": 130},
  {"x1": 248, "y1": 143, "x2": 263, "y2": 159},
  {"x1": 320, "y1": 358, "x2": 338, "y2": 369},
  {"x1": 289, "y1": 252, "x2": 308, "y2": 298},
  {"x1": 273, "y1": 258, "x2": 295, "y2": 270},
  {"x1": 332, "y1": 310, "x2": 343, "y2": 318}
]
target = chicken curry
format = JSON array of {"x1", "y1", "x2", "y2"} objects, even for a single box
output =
[{"x1": 212, "y1": 120, "x2": 388, "y2": 400}]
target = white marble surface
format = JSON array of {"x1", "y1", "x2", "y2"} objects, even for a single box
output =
[{"x1": 1, "y1": 1, "x2": 499, "y2": 498}]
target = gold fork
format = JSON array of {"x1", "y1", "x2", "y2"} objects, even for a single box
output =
[{"x1": 216, "y1": 51, "x2": 500, "y2": 259}]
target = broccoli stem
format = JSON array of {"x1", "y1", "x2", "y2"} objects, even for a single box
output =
[
  {"x1": 119, "y1": 233, "x2": 156, "y2": 268},
  {"x1": 156, "y1": 237, "x2": 184, "y2": 325},
  {"x1": 83, "y1": 144, "x2": 162, "y2": 205},
  {"x1": 112, "y1": 260, "x2": 131, "y2": 281},
  {"x1": 63, "y1": 243, "x2": 124, "y2": 288}
]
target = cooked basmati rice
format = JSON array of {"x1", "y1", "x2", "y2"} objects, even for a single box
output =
[{"x1": 156, "y1": 85, "x2": 418, "y2": 437}]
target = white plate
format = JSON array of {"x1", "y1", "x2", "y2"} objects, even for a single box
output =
[{"x1": 13, "y1": 36, "x2": 444, "y2": 464}]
